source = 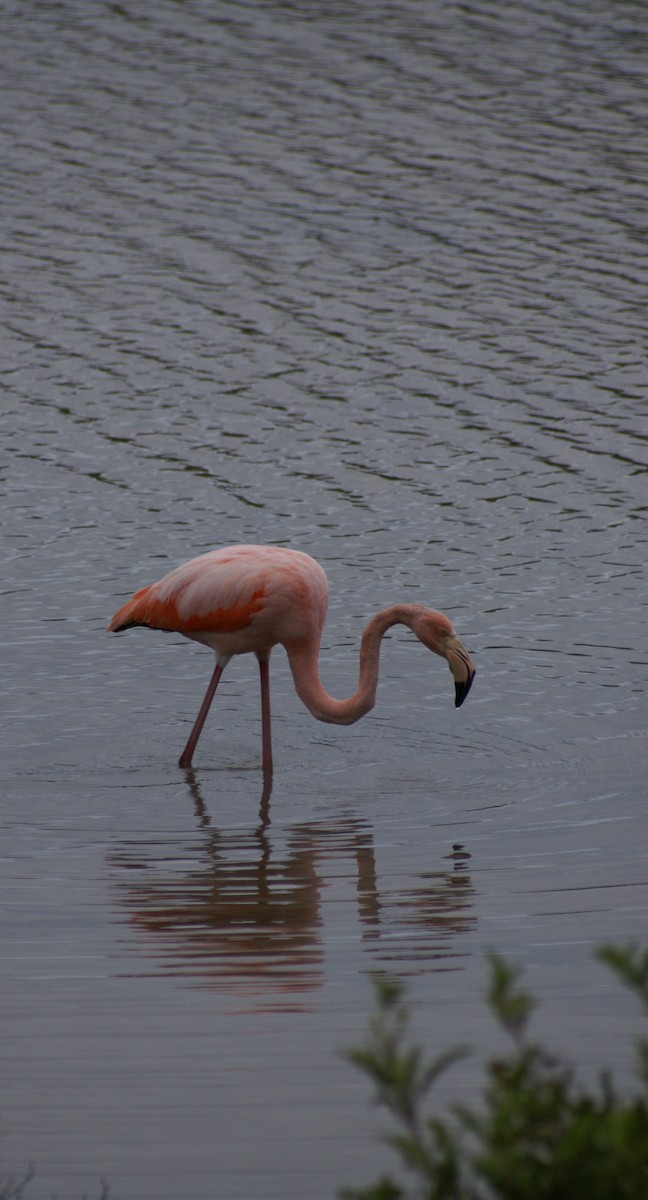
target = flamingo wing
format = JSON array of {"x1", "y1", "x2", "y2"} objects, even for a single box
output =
[{"x1": 107, "y1": 549, "x2": 267, "y2": 635}]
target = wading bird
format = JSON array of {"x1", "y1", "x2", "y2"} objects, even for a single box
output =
[{"x1": 108, "y1": 544, "x2": 475, "y2": 771}]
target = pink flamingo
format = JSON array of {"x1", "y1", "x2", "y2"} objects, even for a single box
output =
[{"x1": 108, "y1": 545, "x2": 475, "y2": 771}]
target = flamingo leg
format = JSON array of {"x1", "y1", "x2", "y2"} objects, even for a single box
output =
[
  {"x1": 259, "y1": 656, "x2": 273, "y2": 774},
  {"x1": 178, "y1": 659, "x2": 224, "y2": 769}
]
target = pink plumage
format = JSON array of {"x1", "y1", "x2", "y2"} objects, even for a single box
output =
[{"x1": 108, "y1": 544, "x2": 475, "y2": 771}]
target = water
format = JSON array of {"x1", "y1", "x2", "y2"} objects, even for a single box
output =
[{"x1": 2, "y1": 1, "x2": 647, "y2": 1196}]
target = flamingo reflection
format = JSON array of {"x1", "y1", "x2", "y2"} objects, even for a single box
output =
[{"x1": 108, "y1": 777, "x2": 475, "y2": 1009}]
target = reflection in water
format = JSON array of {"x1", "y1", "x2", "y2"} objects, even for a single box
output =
[
  {"x1": 108, "y1": 776, "x2": 475, "y2": 1009},
  {"x1": 2, "y1": 0, "x2": 646, "y2": 1194}
]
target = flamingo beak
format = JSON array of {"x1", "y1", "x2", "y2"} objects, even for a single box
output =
[{"x1": 446, "y1": 636, "x2": 476, "y2": 708}]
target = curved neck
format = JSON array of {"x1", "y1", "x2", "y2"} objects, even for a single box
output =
[{"x1": 285, "y1": 606, "x2": 413, "y2": 726}]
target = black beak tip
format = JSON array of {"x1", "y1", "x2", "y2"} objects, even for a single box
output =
[{"x1": 455, "y1": 673, "x2": 475, "y2": 708}]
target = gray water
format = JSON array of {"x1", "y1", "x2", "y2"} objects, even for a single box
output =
[{"x1": 2, "y1": 1, "x2": 647, "y2": 1197}]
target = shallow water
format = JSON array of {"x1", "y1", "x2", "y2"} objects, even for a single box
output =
[{"x1": 2, "y1": 1, "x2": 647, "y2": 1197}]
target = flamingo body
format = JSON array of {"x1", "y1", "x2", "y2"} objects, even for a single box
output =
[
  {"x1": 108, "y1": 545, "x2": 475, "y2": 771},
  {"x1": 109, "y1": 545, "x2": 327, "y2": 656}
]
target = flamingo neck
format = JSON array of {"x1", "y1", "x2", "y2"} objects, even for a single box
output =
[{"x1": 285, "y1": 605, "x2": 413, "y2": 726}]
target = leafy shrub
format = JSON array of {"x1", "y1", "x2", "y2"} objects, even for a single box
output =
[{"x1": 342, "y1": 945, "x2": 648, "y2": 1200}]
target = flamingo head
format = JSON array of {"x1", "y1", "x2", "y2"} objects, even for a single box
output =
[{"x1": 410, "y1": 607, "x2": 476, "y2": 708}]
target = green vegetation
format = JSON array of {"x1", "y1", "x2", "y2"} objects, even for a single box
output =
[
  {"x1": 4, "y1": 947, "x2": 648, "y2": 1199},
  {"x1": 0, "y1": 1168, "x2": 110, "y2": 1200},
  {"x1": 342, "y1": 945, "x2": 648, "y2": 1200},
  {"x1": 0, "y1": 1164, "x2": 33, "y2": 1200}
]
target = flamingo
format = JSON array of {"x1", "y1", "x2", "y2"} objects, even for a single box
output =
[{"x1": 107, "y1": 544, "x2": 475, "y2": 772}]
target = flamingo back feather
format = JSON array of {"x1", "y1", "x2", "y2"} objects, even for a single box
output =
[{"x1": 107, "y1": 545, "x2": 328, "y2": 646}]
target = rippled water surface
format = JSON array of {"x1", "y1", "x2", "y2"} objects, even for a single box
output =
[{"x1": 2, "y1": 1, "x2": 647, "y2": 1197}]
